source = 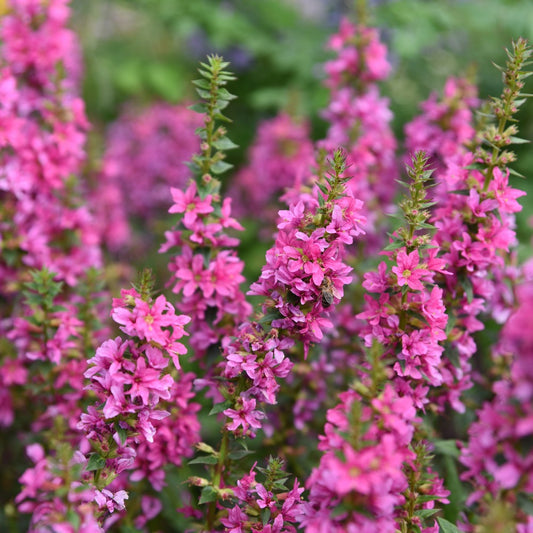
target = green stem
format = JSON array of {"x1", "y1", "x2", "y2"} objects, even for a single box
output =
[
  {"x1": 206, "y1": 428, "x2": 230, "y2": 530},
  {"x1": 482, "y1": 114, "x2": 507, "y2": 192}
]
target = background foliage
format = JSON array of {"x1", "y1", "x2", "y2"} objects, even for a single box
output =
[{"x1": 72, "y1": 0, "x2": 533, "y2": 259}]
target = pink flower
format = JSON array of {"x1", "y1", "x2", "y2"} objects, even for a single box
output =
[
  {"x1": 125, "y1": 357, "x2": 173, "y2": 406},
  {"x1": 94, "y1": 489, "x2": 129, "y2": 513},
  {"x1": 392, "y1": 249, "x2": 428, "y2": 291},
  {"x1": 224, "y1": 397, "x2": 265, "y2": 436},
  {"x1": 169, "y1": 182, "x2": 213, "y2": 227},
  {"x1": 490, "y1": 167, "x2": 526, "y2": 214},
  {"x1": 220, "y1": 505, "x2": 248, "y2": 532}
]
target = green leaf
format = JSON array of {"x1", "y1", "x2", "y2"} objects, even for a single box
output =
[
  {"x1": 213, "y1": 112, "x2": 232, "y2": 123},
  {"x1": 261, "y1": 508, "x2": 271, "y2": 525},
  {"x1": 433, "y1": 439, "x2": 460, "y2": 458},
  {"x1": 66, "y1": 509, "x2": 81, "y2": 529},
  {"x1": 188, "y1": 455, "x2": 218, "y2": 465},
  {"x1": 86, "y1": 453, "x2": 106, "y2": 472},
  {"x1": 215, "y1": 99, "x2": 230, "y2": 111},
  {"x1": 442, "y1": 454, "x2": 466, "y2": 522},
  {"x1": 316, "y1": 181, "x2": 328, "y2": 195},
  {"x1": 192, "y1": 79, "x2": 211, "y2": 90},
  {"x1": 437, "y1": 517, "x2": 460, "y2": 532},
  {"x1": 213, "y1": 136, "x2": 238, "y2": 150},
  {"x1": 417, "y1": 222, "x2": 436, "y2": 230},
  {"x1": 199, "y1": 486, "x2": 218, "y2": 505},
  {"x1": 416, "y1": 508, "x2": 441, "y2": 520},
  {"x1": 195, "y1": 88, "x2": 212, "y2": 100},
  {"x1": 189, "y1": 103, "x2": 207, "y2": 114},
  {"x1": 448, "y1": 347, "x2": 460, "y2": 369},
  {"x1": 211, "y1": 160, "x2": 233, "y2": 174},
  {"x1": 509, "y1": 136, "x2": 530, "y2": 144},
  {"x1": 416, "y1": 494, "x2": 441, "y2": 503},
  {"x1": 115, "y1": 424, "x2": 128, "y2": 446},
  {"x1": 508, "y1": 167, "x2": 525, "y2": 178},
  {"x1": 384, "y1": 240, "x2": 405, "y2": 251},
  {"x1": 209, "y1": 400, "x2": 232, "y2": 416},
  {"x1": 517, "y1": 493, "x2": 533, "y2": 516},
  {"x1": 216, "y1": 88, "x2": 237, "y2": 101},
  {"x1": 229, "y1": 449, "x2": 254, "y2": 460}
]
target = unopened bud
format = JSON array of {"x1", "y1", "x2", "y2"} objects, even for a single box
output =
[
  {"x1": 196, "y1": 442, "x2": 217, "y2": 455},
  {"x1": 187, "y1": 476, "x2": 209, "y2": 487}
]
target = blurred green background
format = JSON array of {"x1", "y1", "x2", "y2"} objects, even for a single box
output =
[{"x1": 72, "y1": 0, "x2": 533, "y2": 255}]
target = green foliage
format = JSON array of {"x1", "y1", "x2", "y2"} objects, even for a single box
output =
[
  {"x1": 23, "y1": 268, "x2": 63, "y2": 312},
  {"x1": 72, "y1": 0, "x2": 330, "y2": 154},
  {"x1": 477, "y1": 38, "x2": 532, "y2": 188},
  {"x1": 190, "y1": 54, "x2": 238, "y2": 190},
  {"x1": 438, "y1": 517, "x2": 461, "y2": 533}
]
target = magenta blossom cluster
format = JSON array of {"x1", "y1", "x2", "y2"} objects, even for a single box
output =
[
  {"x1": 0, "y1": 2, "x2": 108, "y2": 525},
  {"x1": 358, "y1": 245, "x2": 449, "y2": 409},
  {"x1": 4, "y1": 299, "x2": 91, "y2": 431},
  {"x1": 130, "y1": 371, "x2": 201, "y2": 492},
  {"x1": 460, "y1": 260, "x2": 533, "y2": 530},
  {"x1": 404, "y1": 73, "x2": 526, "y2": 410},
  {"x1": 229, "y1": 113, "x2": 315, "y2": 233},
  {"x1": 405, "y1": 77, "x2": 478, "y2": 173},
  {"x1": 0, "y1": 0, "x2": 101, "y2": 290},
  {"x1": 430, "y1": 159, "x2": 524, "y2": 410},
  {"x1": 162, "y1": 180, "x2": 251, "y2": 357},
  {"x1": 91, "y1": 103, "x2": 202, "y2": 251},
  {"x1": 79, "y1": 287, "x2": 194, "y2": 517},
  {"x1": 15, "y1": 443, "x2": 103, "y2": 533},
  {"x1": 299, "y1": 386, "x2": 447, "y2": 532},
  {"x1": 221, "y1": 463, "x2": 304, "y2": 533},
  {"x1": 319, "y1": 18, "x2": 397, "y2": 250},
  {"x1": 324, "y1": 18, "x2": 391, "y2": 86},
  {"x1": 249, "y1": 188, "x2": 366, "y2": 352},
  {"x1": 217, "y1": 167, "x2": 366, "y2": 440}
]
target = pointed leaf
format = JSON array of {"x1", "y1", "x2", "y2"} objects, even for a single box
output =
[
  {"x1": 86, "y1": 453, "x2": 106, "y2": 472},
  {"x1": 199, "y1": 486, "x2": 218, "y2": 505},
  {"x1": 211, "y1": 160, "x2": 233, "y2": 174},
  {"x1": 213, "y1": 136, "x2": 238, "y2": 150},
  {"x1": 509, "y1": 136, "x2": 530, "y2": 144},
  {"x1": 188, "y1": 455, "x2": 218, "y2": 465},
  {"x1": 437, "y1": 517, "x2": 460, "y2": 533}
]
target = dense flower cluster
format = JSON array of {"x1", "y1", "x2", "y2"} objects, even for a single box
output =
[
  {"x1": 162, "y1": 180, "x2": 252, "y2": 357},
  {"x1": 358, "y1": 244, "x2": 448, "y2": 406},
  {"x1": 229, "y1": 113, "x2": 315, "y2": 232},
  {"x1": 404, "y1": 76, "x2": 526, "y2": 410},
  {"x1": 300, "y1": 386, "x2": 419, "y2": 531},
  {"x1": 0, "y1": 0, "x2": 101, "y2": 291},
  {"x1": 0, "y1": 3, "x2": 107, "y2": 527},
  {"x1": 460, "y1": 260, "x2": 533, "y2": 530},
  {"x1": 319, "y1": 18, "x2": 397, "y2": 250},
  {"x1": 1, "y1": 4, "x2": 532, "y2": 532},
  {"x1": 91, "y1": 103, "x2": 202, "y2": 250},
  {"x1": 249, "y1": 174, "x2": 366, "y2": 353},
  {"x1": 217, "y1": 157, "x2": 367, "y2": 430},
  {"x1": 15, "y1": 443, "x2": 103, "y2": 533},
  {"x1": 79, "y1": 287, "x2": 197, "y2": 522},
  {"x1": 405, "y1": 77, "x2": 478, "y2": 172},
  {"x1": 221, "y1": 461, "x2": 304, "y2": 533}
]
